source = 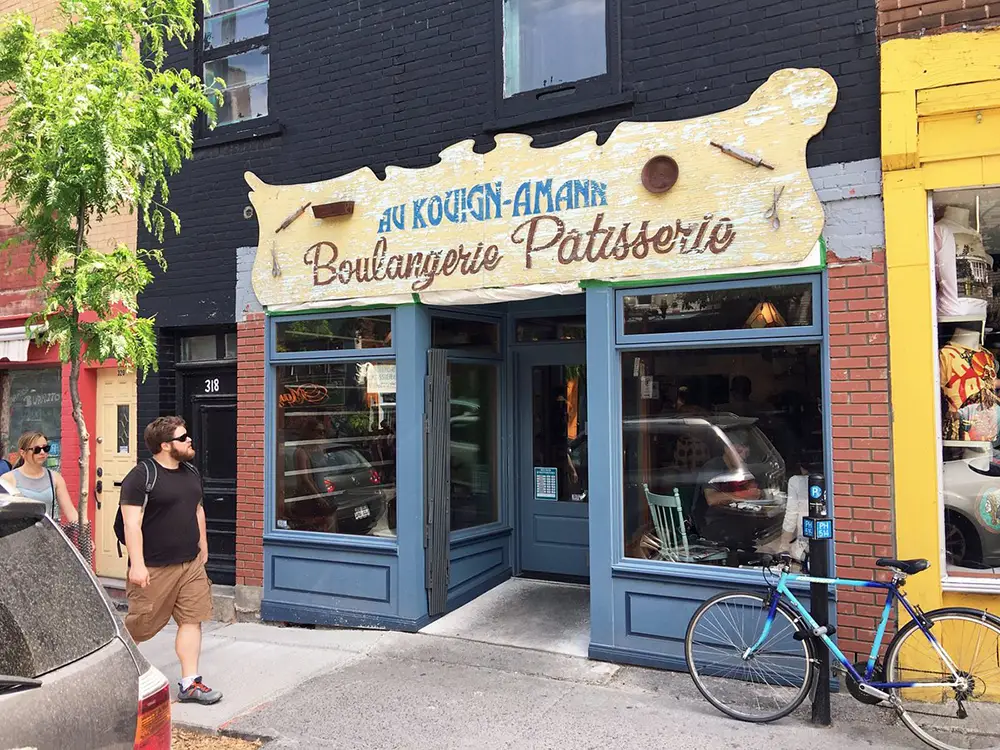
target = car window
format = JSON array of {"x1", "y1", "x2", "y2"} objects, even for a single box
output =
[
  {"x1": 325, "y1": 447, "x2": 369, "y2": 469},
  {"x1": 0, "y1": 517, "x2": 117, "y2": 678}
]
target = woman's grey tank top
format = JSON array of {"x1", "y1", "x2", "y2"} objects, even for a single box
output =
[{"x1": 13, "y1": 468, "x2": 55, "y2": 518}]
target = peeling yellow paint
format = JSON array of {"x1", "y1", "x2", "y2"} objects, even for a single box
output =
[{"x1": 247, "y1": 68, "x2": 836, "y2": 308}]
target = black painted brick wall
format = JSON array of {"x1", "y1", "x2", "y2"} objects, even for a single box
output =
[{"x1": 139, "y1": 0, "x2": 878, "y2": 412}]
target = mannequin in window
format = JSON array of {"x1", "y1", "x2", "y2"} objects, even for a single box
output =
[
  {"x1": 935, "y1": 206, "x2": 991, "y2": 317},
  {"x1": 939, "y1": 324, "x2": 998, "y2": 441}
]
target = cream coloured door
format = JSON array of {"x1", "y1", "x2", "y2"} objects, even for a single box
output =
[{"x1": 94, "y1": 369, "x2": 136, "y2": 579}]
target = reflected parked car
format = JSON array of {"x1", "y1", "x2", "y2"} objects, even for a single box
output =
[
  {"x1": 623, "y1": 413, "x2": 787, "y2": 559},
  {"x1": 0, "y1": 486, "x2": 171, "y2": 750},
  {"x1": 942, "y1": 454, "x2": 1000, "y2": 569},
  {"x1": 282, "y1": 445, "x2": 388, "y2": 534}
]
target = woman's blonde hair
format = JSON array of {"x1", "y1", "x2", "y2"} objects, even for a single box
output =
[{"x1": 16, "y1": 431, "x2": 46, "y2": 454}]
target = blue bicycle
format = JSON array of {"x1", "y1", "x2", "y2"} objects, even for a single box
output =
[{"x1": 684, "y1": 555, "x2": 1000, "y2": 750}]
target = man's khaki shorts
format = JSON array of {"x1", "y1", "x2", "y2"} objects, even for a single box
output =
[{"x1": 124, "y1": 558, "x2": 213, "y2": 643}]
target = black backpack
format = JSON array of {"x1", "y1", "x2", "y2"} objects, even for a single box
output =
[{"x1": 113, "y1": 459, "x2": 199, "y2": 558}]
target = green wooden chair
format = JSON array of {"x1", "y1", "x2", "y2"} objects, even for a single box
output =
[
  {"x1": 643, "y1": 484, "x2": 689, "y2": 561},
  {"x1": 643, "y1": 484, "x2": 728, "y2": 564}
]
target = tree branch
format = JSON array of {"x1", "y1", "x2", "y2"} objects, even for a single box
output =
[{"x1": 76, "y1": 190, "x2": 86, "y2": 257}]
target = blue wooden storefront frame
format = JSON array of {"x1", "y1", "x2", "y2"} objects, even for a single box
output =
[
  {"x1": 586, "y1": 272, "x2": 835, "y2": 670},
  {"x1": 259, "y1": 272, "x2": 834, "y2": 670},
  {"x1": 262, "y1": 304, "x2": 434, "y2": 630}
]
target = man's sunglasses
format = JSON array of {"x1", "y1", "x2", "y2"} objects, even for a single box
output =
[
  {"x1": 171, "y1": 433, "x2": 192, "y2": 444},
  {"x1": 30, "y1": 445, "x2": 52, "y2": 455}
]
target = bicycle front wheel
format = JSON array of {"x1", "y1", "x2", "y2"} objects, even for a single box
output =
[
  {"x1": 684, "y1": 591, "x2": 815, "y2": 723},
  {"x1": 885, "y1": 608, "x2": 1000, "y2": 750}
]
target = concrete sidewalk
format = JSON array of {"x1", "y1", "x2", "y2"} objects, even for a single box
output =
[{"x1": 139, "y1": 621, "x2": 926, "y2": 750}]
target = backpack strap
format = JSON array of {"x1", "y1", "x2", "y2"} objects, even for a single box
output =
[
  {"x1": 46, "y1": 469, "x2": 55, "y2": 520},
  {"x1": 117, "y1": 459, "x2": 158, "y2": 559},
  {"x1": 143, "y1": 459, "x2": 157, "y2": 510}
]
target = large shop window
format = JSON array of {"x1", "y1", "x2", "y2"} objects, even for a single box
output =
[
  {"x1": 274, "y1": 358, "x2": 396, "y2": 538},
  {"x1": 202, "y1": 0, "x2": 270, "y2": 127},
  {"x1": 621, "y1": 345, "x2": 824, "y2": 569},
  {"x1": 932, "y1": 186, "x2": 1000, "y2": 577},
  {"x1": 4, "y1": 369, "x2": 62, "y2": 472}
]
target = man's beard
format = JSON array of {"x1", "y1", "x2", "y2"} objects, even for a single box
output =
[{"x1": 169, "y1": 444, "x2": 195, "y2": 462}]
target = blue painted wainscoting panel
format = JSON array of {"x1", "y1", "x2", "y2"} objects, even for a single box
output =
[
  {"x1": 263, "y1": 541, "x2": 412, "y2": 628},
  {"x1": 591, "y1": 569, "x2": 827, "y2": 673},
  {"x1": 446, "y1": 529, "x2": 512, "y2": 612},
  {"x1": 533, "y1": 514, "x2": 589, "y2": 548}
]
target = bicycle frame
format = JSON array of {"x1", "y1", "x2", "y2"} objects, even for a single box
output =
[{"x1": 747, "y1": 570, "x2": 962, "y2": 691}]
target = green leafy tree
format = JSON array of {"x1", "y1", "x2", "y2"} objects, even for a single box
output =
[{"x1": 0, "y1": 0, "x2": 218, "y2": 548}]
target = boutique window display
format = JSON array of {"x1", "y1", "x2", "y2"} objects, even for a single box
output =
[{"x1": 933, "y1": 187, "x2": 1000, "y2": 576}]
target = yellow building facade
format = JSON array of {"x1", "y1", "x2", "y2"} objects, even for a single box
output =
[{"x1": 883, "y1": 28, "x2": 1000, "y2": 612}]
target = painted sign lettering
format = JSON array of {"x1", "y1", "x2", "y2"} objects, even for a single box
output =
[{"x1": 247, "y1": 68, "x2": 837, "y2": 307}]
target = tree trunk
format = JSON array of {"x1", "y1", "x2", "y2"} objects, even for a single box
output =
[
  {"x1": 69, "y1": 353, "x2": 90, "y2": 546},
  {"x1": 70, "y1": 192, "x2": 90, "y2": 558}
]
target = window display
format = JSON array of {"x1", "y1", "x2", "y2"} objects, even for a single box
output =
[
  {"x1": 621, "y1": 345, "x2": 823, "y2": 569},
  {"x1": 934, "y1": 187, "x2": 1000, "y2": 576},
  {"x1": 5, "y1": 369, "x2": 62, "y2": 472},
  {"x1": 274, "y1": 362, "x2": 396, "y2": 537}
]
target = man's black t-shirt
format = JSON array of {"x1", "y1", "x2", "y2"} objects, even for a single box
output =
[{"x1": 120, "y1": 460, "x2": 202, "y2": 567}]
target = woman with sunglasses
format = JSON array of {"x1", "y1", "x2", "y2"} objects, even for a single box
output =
[{"x1": 1, "y1": 431, "x2": 78, "y2": 525}]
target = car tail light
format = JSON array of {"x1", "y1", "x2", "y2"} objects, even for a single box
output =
[
  {"x1": 134, "y1": 666, "x2": 170, "y2": 750},
  {"x1": 324, "y1": 478, "x2": 336, "y2": 493},
  {"x1": 370, "y1": 469, "x2": 381, "y2": 485},
  {"x1": 711, "y1": 478, "x2": 757, "y2": 496}
]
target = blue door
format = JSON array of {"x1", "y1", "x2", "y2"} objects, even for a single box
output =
[{"x1": 518, "y1": 345, "x2": 589, "y2": 578}]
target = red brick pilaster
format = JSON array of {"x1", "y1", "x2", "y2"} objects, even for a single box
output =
[
  {"x1": 236, "y1": 313, "x2": 265, "y2": 587},
  {"x1": 828, "y1": 250, "x2": 895, "y2": 663}
]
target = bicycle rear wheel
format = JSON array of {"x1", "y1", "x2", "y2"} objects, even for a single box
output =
[
  {"x1": 885, "y1": 607, "x2": 1000, "y2": 750},
  {"x1": 684, "y1": 590, "x2": 815, "y2": 723}
]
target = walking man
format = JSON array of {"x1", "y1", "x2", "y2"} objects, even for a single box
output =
[{"x1": 120, "y1": 416, "x2": 222, "y2": 704}]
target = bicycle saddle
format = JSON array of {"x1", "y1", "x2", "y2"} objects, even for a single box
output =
[{"x1": 876, "y1": 558, "x2": 929, "y2": 575}]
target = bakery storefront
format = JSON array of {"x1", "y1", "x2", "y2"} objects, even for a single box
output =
[
  {"x1": 247, "y1": 68, "x2": 838, "y2": 667},
  {"x1": 883, "y1": 29, "x2": 1000, "y2": 613}
]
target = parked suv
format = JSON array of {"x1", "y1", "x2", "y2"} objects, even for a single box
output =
[
  {"x1": 0, "y1": 487, "x2": 171, "y2": 749},
  {"x1": 623, "y1": 414, "x2": 788, "y2": 561}
]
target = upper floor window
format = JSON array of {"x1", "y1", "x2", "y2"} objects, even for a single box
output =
[
  {"x1": 202, "y1": 0, "x2": 269, "y2": 127},
  {"x1": 502, "y1": 0, "x2": 607, "y2": 97}
]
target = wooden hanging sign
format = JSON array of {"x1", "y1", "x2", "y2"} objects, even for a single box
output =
[{"x1": 246, "y1": 67, "x2": 837, "y2": 307}]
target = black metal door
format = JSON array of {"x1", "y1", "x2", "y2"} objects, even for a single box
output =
[{"x1": 182, "y1": 369, "x2": 237, "y2": 586}]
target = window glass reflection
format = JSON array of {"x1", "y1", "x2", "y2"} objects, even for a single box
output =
[
  {"x1": 622, "y1": 284, "x2": 813, "y2": 336},
  {"x1": 622, "y1": 345, "x2": 822, "y2": 569},
  {"x1": 450, "y1": 363, "x2": 499, "y2": 530},
  {"x1": 503, "y1": 0, "x2": 607, "y2": 96},
  {"x1": 275, "y1": 362, "x2": 396, "y2": 537},
  {"x1": 275, "y1": 315, "x2": 392, "y2": 353}
]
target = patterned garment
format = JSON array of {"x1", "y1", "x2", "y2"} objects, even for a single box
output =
[{"x1": 940, "y1": 343, "x2": 999, "y2": 441}]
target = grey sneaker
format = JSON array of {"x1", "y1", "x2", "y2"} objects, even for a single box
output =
[{"x1": 177, "y1": 677, "x2": 222, "y2": 705}]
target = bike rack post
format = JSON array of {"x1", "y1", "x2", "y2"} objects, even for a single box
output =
[{"x1": 804, "y1": 472, "x2": 833, "y2": 726}]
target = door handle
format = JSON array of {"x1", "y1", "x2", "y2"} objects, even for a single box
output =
[{"x1": 95, "y1": 480, "x2": 103, "y2": 494}]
